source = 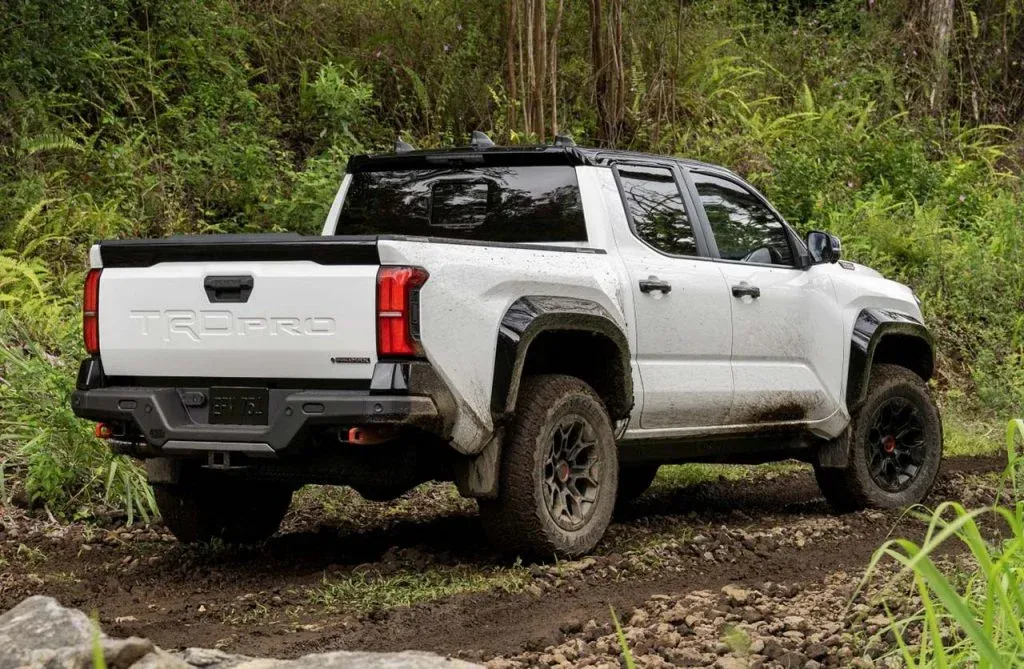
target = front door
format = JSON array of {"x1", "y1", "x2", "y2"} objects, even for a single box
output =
[{"x1": 688, "y1": 170, "x2": 843, "y2": 427}]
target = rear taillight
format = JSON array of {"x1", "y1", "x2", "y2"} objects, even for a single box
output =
[
  {"x1": 83, "y1": 268, "x2": 101, "y2": 354},
  {"x1": 376, "y1": 266, "x2": 428, "y2": 358}
]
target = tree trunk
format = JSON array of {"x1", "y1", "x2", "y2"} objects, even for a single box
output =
[
  {"x1": 525, "y1": 0, "x2": 536, "y2": 137},
  {"x1": 590, "y1": 0, "x2": 607, "y2": 142},
  {"x1": 532, "y1": 0, "x2": 548, "y2": 141},
  {"x1": 922, "y1": 0, "x2": 955, "y2": 110},
  {"x1": 549, "y1": 0, "x2": 565, "y2": 136},
  {"x1": 506, "y1": 0, "x2": 519, "y2": 135},
  {"x1": 589, "y1": 0, "x2": 624, "y2": 144},
  {"x1": 610, "y1": 0, "x2": 624, "y2": 141}
]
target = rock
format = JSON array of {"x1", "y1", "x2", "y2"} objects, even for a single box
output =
[
  {"x1": 662, "y1": 647, "x2": 706, "y2": 666},
  {"x1": 0, "y1": 596, "x2": 100, "y2": 668},
  {"x1": 805, "y1": 643, "x2": 828, "y2": 659},
  {"x1": 627, "y1": 609, "x2": 649, "y2": 626},
  {"x1": 721, "y1": 585, "x2": 753, "y2": 606},
  {"x1": 229, "y1": 651, "x2": 485, "y2": 668},
  {"x1": 0, "y1": 597, "x2": 483, "y2": 669},
  {"x1": 713, "y1": 657, "x2": 747, "y2": 669},
  {"x1": 181, "y1": 648, "x2": 239, "y2": 667},
  {"x1": 783, "y1": 615, "x2": 807, "y2": 631}
]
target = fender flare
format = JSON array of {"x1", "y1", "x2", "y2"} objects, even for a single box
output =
[
  {"x1": 819, "y1": 308, "x2": 934, "y2": 470},
  {"x1": 490, "y1": 296, "x2": 633, "y2": 421},
  {"x1": 846, "y1": 307, "x2": 935, "y2": 406}
]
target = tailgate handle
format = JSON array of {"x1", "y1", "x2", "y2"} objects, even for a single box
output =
[{"x1": 204, "y1": 275, "x2": 254, "y2": 303}]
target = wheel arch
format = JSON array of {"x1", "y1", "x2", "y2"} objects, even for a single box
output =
[
  {"x1": 847, "y1": 308, "x2": 935, "y2": 407},
  {"x1": 491, "y1": 296, "x2": 633, "y2": 422}
]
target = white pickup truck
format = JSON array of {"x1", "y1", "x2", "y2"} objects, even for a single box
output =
[{"x1": 72, "y1": 137, "x2": 942, "y2": 557}]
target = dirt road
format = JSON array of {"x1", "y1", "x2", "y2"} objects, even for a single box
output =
[{"x1": 0, "y1": 455, "x2": 1005, "y2": 666}]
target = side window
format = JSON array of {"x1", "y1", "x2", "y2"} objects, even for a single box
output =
[
  {"x1": 617, "y1": 164, "x2": 699, "y2": 257},
  {"x1": 692, "y1": 173, "x2": 794, "y2": 266}
]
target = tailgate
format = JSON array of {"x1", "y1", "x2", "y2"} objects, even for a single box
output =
[{"x1": 95, "y1": 235, "x2": 379, "y2": 381}]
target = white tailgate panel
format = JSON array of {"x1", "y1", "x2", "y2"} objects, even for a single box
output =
[{"x1": 99, "y1": 261, "x2": 378, "y2": 379}]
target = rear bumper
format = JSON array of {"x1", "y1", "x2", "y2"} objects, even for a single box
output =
[{"x1": 71, "y1": 359, "x2": 453, "y2": 456}]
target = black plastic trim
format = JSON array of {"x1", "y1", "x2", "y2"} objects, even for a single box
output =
[
  {"x1": 98, "y1": 233, "x2": 603, "y2": 268},
  {"x1": 847, "y1": 308, "x2": 935, "y2": 404},
  {"x1": 76, "y1": 356, "x2": 106, "y2": 390},
  {"x1": 103, "y1": 374, "x2": 371, "y2": 391},
  {"x1": 370, "y1": 361, "x2": 457, "y2": 435},
  {"x1": 375, "y1": 235, "x2": 606, "y2": 255},
  {"x1": 347, "y1": 146, "x2": 597, "y2": 172},
  {"x1": 204, "y1": 275, "x2": 254, "y2": 303},
  {"x1": 71, "y1": 386, "x2": 440, "y2": 454},
  {"x1": 99, "y1": 234, "x2": 380, "y2": 268},
  {"x1": 490, "y1": 296, "x2": 632, "y2": 419},
  {"x1": 618, "y1": 430, "x2": 821, "y2": 465}
]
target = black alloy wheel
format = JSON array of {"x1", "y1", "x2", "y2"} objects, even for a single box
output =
[
  {"x1": 866, "y1": 396, "x2": 926, "y2": 493},
  {"x1": 543, "y1": 415, "x2": 602, "y2": 531}
]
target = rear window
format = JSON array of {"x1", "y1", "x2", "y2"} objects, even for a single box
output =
[{"x1": 336, "y1": 166, "x2": 587, "y2": 243}]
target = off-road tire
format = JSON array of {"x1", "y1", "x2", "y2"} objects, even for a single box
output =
[
  {"x1": 154, "y1": 478, "x2": 293, "y2": 544},
  {"x1": 479, "y1": 374, "x2": 618, "y2": 559},
  {"x1": 616, "y1": 464, "x2": 659, "y2": 507},
  {"x1": 815, "y1": 364, "x2": 942, "y2": 512}
]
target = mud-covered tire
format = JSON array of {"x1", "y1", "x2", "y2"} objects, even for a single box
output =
[
  {"x1": 815, "y1": 364, "x2": 942, "y2": 512},
  {"x1": 616, "y1": 464, "x2": 659, "y2": 507},
  {"x1": 154, "y1": 478, "x2": 293, "y2": 544},
  {"x1": 479, "y1": 375, "x2": 618, "y2": 559}
]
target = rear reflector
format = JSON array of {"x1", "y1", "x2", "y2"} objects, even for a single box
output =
[
  {"x1": 83, "y1": 269, "x2": 102, "y2": 354},
  {"x1": 376, "y1": 266, "x2": 428, "y2": 357}
]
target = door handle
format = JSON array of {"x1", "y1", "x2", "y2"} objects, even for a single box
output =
[
  {"x1": 639, "y1": 277, "x2": 672, "y2": 294},
  {"x1": 731, "y1": 283, "x2": 761, "y2": 299},
  {"x1": 204, "y1": 275, "x2": 254, "y2": 303}
]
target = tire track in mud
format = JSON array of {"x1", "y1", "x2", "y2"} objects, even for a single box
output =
[{"x1": 0, "y1": 455, "x2": 1005, "y2": 660}]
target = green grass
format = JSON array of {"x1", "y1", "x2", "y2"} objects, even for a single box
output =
[
  {"x1": 308, "y1": 564, "x2": 530, "y2": 615},
  {"x1": 943, "y1": 413, "x2": 1006, "y2": 457},
  {"x1": 867, "y1": 419, "x2": 1024, "y2": 667},
  {"x1": 652, "y1": 462, "x2": 805, "y2": 492}
]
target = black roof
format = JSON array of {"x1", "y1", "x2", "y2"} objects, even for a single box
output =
[{"x1": 346, "y1": 144, "x2": 736, "y2": 176}]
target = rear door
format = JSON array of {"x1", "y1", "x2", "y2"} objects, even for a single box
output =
[
  {"x1": 686, "y1": 170, "x2": 843, "y2": 426},
  {"x1": 610, "y1": 161, "x2": 734, "y2": 429}
]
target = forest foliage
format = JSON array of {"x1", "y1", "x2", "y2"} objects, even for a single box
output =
[{"x1": 1, "y1": 0, "x2": 1023, "y2": 518}]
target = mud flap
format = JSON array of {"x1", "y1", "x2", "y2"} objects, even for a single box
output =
[
  {"x1": 816, "y1": 428, "x2": 850, "y2": 468},
  {"x1": 453, "y1": 429, "x2": 503, "y2": 499},
  {"x1": 145, "y1": 457, "x2": 182, "y2": 485}
]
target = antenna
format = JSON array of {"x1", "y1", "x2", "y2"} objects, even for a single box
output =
[
  {"x1": 470, "y1": 131, "x2": 495, "y2": 149},
  {"x1": 394, "y1": 139, "x2": 415, "y2": 154},
  {"x1": 554, "y1": 133, "x2": 576, "y2": 147}
]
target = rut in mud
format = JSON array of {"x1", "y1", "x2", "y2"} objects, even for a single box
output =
[{"x1": 0, "y1": 455, "x2": 1006, "y2": 663}]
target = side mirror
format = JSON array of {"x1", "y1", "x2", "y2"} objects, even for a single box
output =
[{"x1": 807, "y1": 230, "x2": 842, "y2": 264}]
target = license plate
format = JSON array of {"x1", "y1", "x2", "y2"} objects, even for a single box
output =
[{"x1": 208, "y1": 387, "x2": 269, "y2": 425}]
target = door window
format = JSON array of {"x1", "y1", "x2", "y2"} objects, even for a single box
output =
[
  {"x1": 692, "y1": 173, "x2": 794, "y2": 266},
  {"x1": 617, "y1": 165, "x2": 699, "y2": 257}
]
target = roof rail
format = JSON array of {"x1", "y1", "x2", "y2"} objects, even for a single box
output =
[
  {"x1": 553, "y1": 133, "x2": 576, "y2": 147},
  {"x1": 394, "y1": 139, "x2": 415, "y2": 154},
  {"x1": 470, "y1": 131, "x2": 495, "y2": 149}
]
